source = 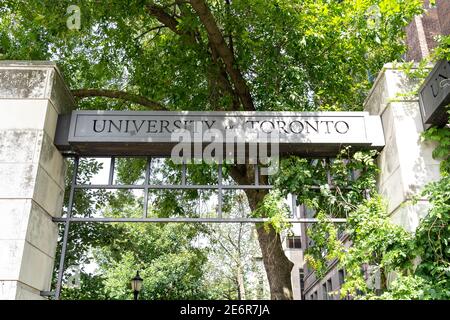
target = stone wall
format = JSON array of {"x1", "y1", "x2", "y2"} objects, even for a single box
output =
[
  {"x1": 364, "y1": 63, "x2": 441, "y2": 231},
  {"x1": 0, "y1": 61, "x2": 74, "y2": 299}
]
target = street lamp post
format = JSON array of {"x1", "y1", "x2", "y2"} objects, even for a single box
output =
[{"x1": 131, "y1": 271, "x2": 143, "y2": 301}]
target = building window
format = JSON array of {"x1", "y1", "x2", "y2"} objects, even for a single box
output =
[
  {"x1": 299, "y1": 268, "x2": 305, "y2": 300},
  {"x1": 286, "y1": 236, "x2": 301, "y2": 249},
  {"x1": 338, "y1": 269, "x2": 345, "y2": 287},
  {"x1": 327, "y1": 279, "x2": 333, "y2": 300},
  {"x1": 322, "y1": 283, "x2": 328, "y2": 300},
  {"x1": 338, "y1": 269, "x2": 348, "y2": 300}
]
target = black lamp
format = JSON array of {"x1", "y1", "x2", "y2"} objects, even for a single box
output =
[{"x1": 131, "y1": 271, "x2": 143, "y2": 301}]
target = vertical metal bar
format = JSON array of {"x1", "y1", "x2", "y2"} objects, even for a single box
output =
[
  {"x1": 254, "y1": 164, "x2": 259, "y2": 186},
  {"x1": 217, "y1": 163, "x2": 223, "y2": 218},
  {"x1": 364, "y1": 189, "x2": 371, "y2": 200},
  {"x1": 325, "y1": 158, "x2": 332, "y2": 185},
  {"x1": 55, "y1": 156, "x2": 79, "y2": 300},
  {"x1": 350, "y1": 168, "x2": 356, "y2": 181},
  {"x1": 181, "y1": 160, "x2": 186, "y2": 185},
  {"x1": 108, "y1": 157, "x2": 115, "y2": 185},
  {"x1": 291, "y1": 194, "x2": 297, "y2": 218},
  {"x1": 143, "y1": 157, "x2": 151, "y2": 218}
]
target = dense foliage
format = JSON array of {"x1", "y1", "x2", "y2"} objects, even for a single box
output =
[
  {"x1": 1, "y1": 0, "x2": 422, "y2": 112},
  {"x1": 272, "y1": 143, "x2": 449, "y2": 299},
  {"x1": 268, "y1": 31, "x2": 450, "y2": 300}
]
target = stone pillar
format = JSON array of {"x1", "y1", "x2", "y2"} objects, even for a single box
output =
[
  {"x1": 364, "y1": 63, "x2": 441, "y2": 232},
  {"x1": 0, "y1": 61, "x2": 74, "y2": 299}
]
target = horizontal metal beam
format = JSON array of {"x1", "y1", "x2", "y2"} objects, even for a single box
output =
[
  {"x1": 73, "y1": 184, "x2": 273, "y2": 190},
  {"x1": 40, "y1": 291, "x2": 55, "y2": 297},
  {"x1": 52, "y1": 217, "x2": 347, "y2": 223}
]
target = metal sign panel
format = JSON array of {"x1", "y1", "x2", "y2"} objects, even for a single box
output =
[{"x1": 57, "y1": 111, "x2": 385, "y2": 156}]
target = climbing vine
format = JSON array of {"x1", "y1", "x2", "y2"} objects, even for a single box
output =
[
  {"x1": 273, "y1": 148, "x2": 417, "y2": 298},
  {"x1": 270, "y1": 136, "x2": 449, "y2": 299},
  {"x1": 414, "y1": 104, "x2": 450, "y2": 299},
  {"x1": 410, "y1": 35, "x2": 450, "y2": 299}
]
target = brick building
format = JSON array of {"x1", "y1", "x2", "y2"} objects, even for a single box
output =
[{"x1": 406, "y1": 0, "x2": 450, "y2": 61}]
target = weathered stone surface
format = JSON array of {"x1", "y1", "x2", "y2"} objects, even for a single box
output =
[
  {"x1": 284, "y1": 249, "x2": 303, "y2": 300},
  {"x1": 26, "y1": 201, "x2": 59, "y2": 258},
  {"x1": 0, "y1": 61, "x2": 75, "y2": 113},
  {"x1": 0, "y1": 130, "x2": 38, "y2": 163},
  {"x1": 0, "y1": 163, "x2": 38, "y2": 198},
  {"x1": 0, "y1": 200, "x2": 30, "y2": 240},
  {"x1": 378, "y1": 166, "x2": 405, "y2": 214},
  {"x1": 0, "y1": 69, "x2": 48, "y2": 99},
  {"x1": 391, "y1": 201, "x2": 431, "y2": 232},
  {"x1": 364, "y1": 64, "x2": 423, "y2": 116},
  {"x1": 0, "y1": 100, "x2": 59, "y2": 140},
  {"x1": 37, "y1": 132, "x2": 66, "y2": 189},
  {"x1": 48, "y1": 68, "x2": 75, "y2": 114},
  {"x1": 43, "y1": 101, "x2": 60, "y2": 141},
  {"x1": 0, "y1": 199, "x2": 57, "y2": 258},
  {"x1": 0, "y1": 61, "x2": 73, "y2": 299},
  {"x1": 0, "y1": 281, "x2": 44, "y2": 300},
  {"x1": 0, "y1": 100, "x2": 49, "y2": 131},
  {"x1": 0, "y1": 240, "x2": 55, "y2": 292},
  {"x1": 0, "y1": 240, "x2": 25, "y2": 280},
  {"x1": 19, "y1": 241, "x2": 55, "y2": 291},
  {"x1": 364, "y1": 64, "x2": 442, "y2": 226},
  {"x1": 376, "y1": 106, "x2": 400, "y2": 185},
  {"x1": 33, "y1": 165, "x2": 65, "y2": 218}
]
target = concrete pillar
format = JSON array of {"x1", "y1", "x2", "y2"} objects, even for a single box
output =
[
  {"x1": 0, "y1": 61, "x2": 74, "y2": 299},
  {"x1": 363, "y1": 63, "x2": 441, "y2": 232}
]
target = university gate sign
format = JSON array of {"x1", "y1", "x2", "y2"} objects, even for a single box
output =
[{"x1": 55, "y1": 110, "x2": 385, "y2": 157}]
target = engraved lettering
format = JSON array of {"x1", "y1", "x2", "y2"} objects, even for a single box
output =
[{"x1": 93, "y1": 120, "x2": 106, "y2": 133}]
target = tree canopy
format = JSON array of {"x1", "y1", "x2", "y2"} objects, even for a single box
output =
[{"x1": 1, "y1": 0, "x2": 422, "y2": 112}]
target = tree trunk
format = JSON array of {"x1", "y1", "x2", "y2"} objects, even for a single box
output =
[
  {"x1": 236, "y1": 264, "x2": 246, "y2": 300},
  {"x1": 230, "y1": 164, "x2": 294, "y2": 300}
]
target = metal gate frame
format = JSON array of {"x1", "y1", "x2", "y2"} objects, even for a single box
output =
[{"x1": 44, "y1": 156, "x2": 347, "y2": 300}]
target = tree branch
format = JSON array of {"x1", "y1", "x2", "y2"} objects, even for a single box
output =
[
  {"x1": 71, "y1": 89, "x2": 166, "y2": 110},
  {"x1": 145, "y1": 4, "x2": 185, "y2": 36},
  {"x1": 225, "y1": 0, "x2": 235, "y2": 57},
  {"x1": 209, "y1": 41, "x2": 240, "y2": 110},
  {"x1": 145, "y1": 2, "x2": 241, "y2": 111},
  {"x1": 189, "y1": 0, "x2": 255, "y2": 111},
  {"x1": 134, "y1": 25, "x2": 167, "y2": 40}
]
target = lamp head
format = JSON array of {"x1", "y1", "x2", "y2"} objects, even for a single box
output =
[{"x1": 131, "y1": 271, "x2": 143, "y2": 292}]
